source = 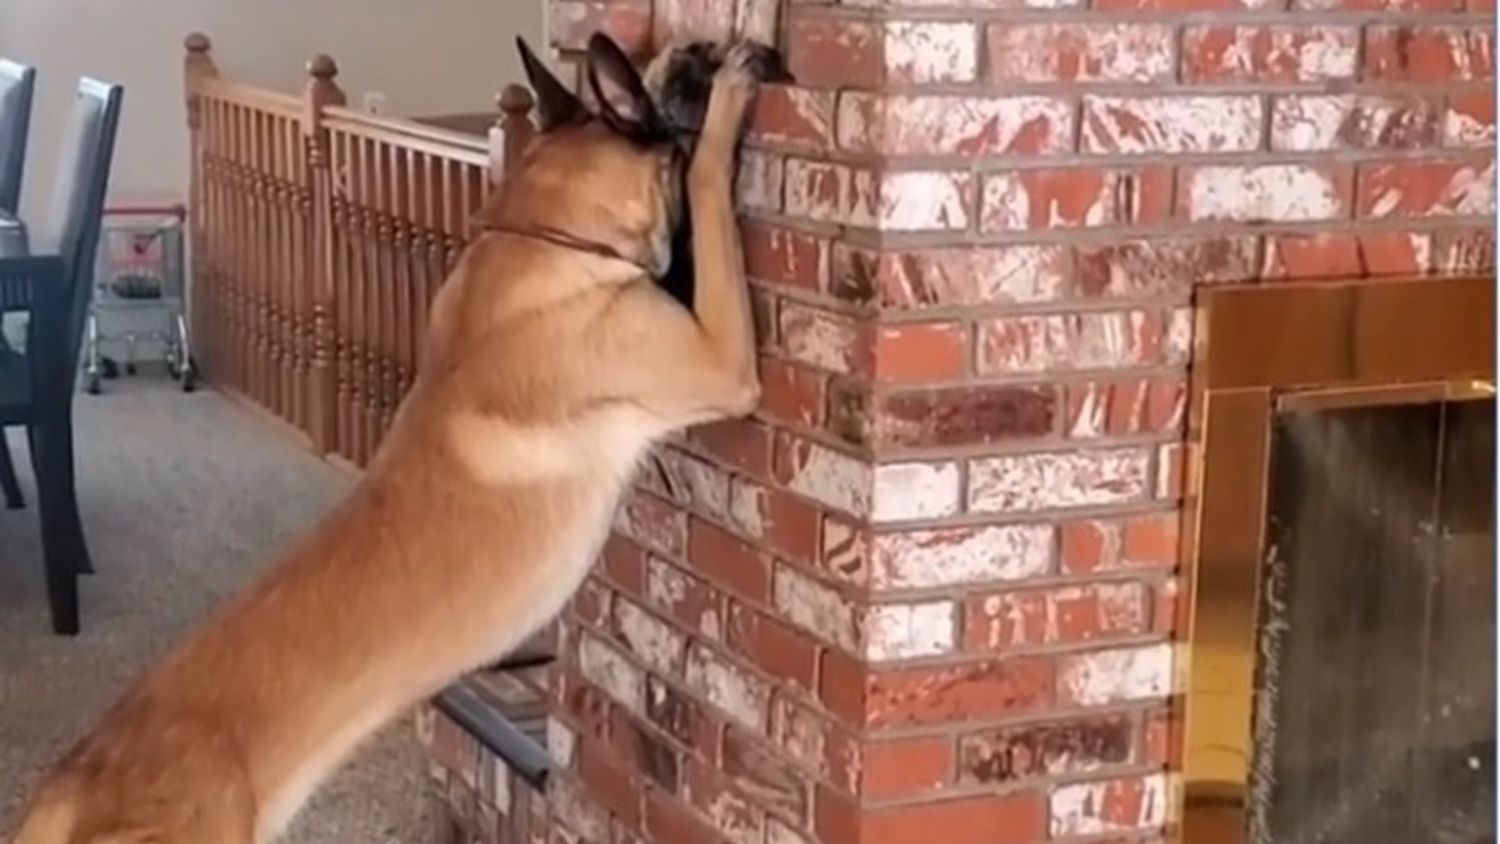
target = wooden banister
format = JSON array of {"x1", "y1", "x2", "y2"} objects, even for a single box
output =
[
  {"x1": 494, "y1": 84, "x2": 536, "y2": 182},
  {"x1": 181, "y1": 33, "x2": 535, "y2": 464}
]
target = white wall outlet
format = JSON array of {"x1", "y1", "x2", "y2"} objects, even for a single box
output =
[{"x1": 362, "y1": 91, "x2": 387, "y2": 115}]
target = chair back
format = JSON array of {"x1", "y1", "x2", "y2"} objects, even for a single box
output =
[
  {"x1": 0, "y1": 59, "x2": 37, "y2": 215},
  {"x1": 28, "y1": 78, "x2": 122, "y2": 387}
]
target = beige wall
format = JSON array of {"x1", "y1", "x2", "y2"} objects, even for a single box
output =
[{"x1": 0, "y1": 0, "x2": 546, "y2": 232}]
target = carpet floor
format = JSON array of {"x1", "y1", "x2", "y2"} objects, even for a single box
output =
[{"x1": 0, "y1": 378, "x2": 432, "y2": 842}]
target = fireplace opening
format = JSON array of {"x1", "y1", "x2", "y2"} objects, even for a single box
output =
[
  {"x1": 1181, "y1": 276, "x2": 1496, "y2": 844},
  {"x1": 1251, "y1": 395, "x2": 1495, "y2": 844}
]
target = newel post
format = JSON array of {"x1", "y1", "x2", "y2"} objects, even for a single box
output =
[
  {"x1": 489, "y1": 84, "x2": 535, "y2": 185},
  {"x1": 302, "y1": 54, "x2": 346, "y2": 455},
  {"x1": 183, "y1": 32, "x2": 218, "y2": 379}
]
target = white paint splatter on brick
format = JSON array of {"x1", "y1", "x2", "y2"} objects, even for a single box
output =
[
  {"x1": 1294, "y1": 27, "x2": 1360, "y2": 79},
  {"x1": 1058, "y1": 642, "x2": 1175, "y2": 706},
  {"x1": 872, "y1": 461, "x2": 962, "y2": 522},
  {"x1": 1050, "y1": 773, "x2": 1173, "y2": 837},
  {"x1": 837, "y1": 92, "x2": 1074, "y2": 156},
  {"x1": 737, "y1": 149, "x2": 784, "y2": 213},
  {"x1": 685, "y1": 643, "x2": 771, "y2": 730},
  {"x1": 1445, "y1": 108, "x2": 1497, "y2": 147},
  {"x1": 871, "y1": 524, "x2": 1054, "y2": 590},
  {"x1": 1199, "y1": 26, "x2": 1357, "y2": 81},
  {"x1": 783, "y1": 158, "x2": 846, "y2": 223},
  {"x1": 884, "y1": 21, "x2": 978, "y2": 84},
  {"x1": 991, "y1": 24, "x2": 1176, "y2": 83},
  {"x1": 613, "y1": 491, "x2": 686, "y2": 557},
  {"x1": 728, "y1": 479, "x2": 766, "y2": 539},
  {"x1": 866, "y1": 601, "x2": 956, "y2": 660},
  {"x1": 550, "y1": 777, "x2": 609, "y2": 843},
  {"x1": 1271, "y1": 95, "x2": 1436, "y2": 151},
  {"x1": 546, "y1": 716, "x2": 576, "y2": 768},
  {"x1": 734, "y1": 0, "x2": 780, "y2": 44},
  {"x1": 647, "y1": 556, "x2": 687, "y2": 607},
  {"x1": 969, "y1": 448, "x2": 1152, "y2": 513},
  {"x1": 979, "y1": 310, "x2": 1179, "y2": 373},
  {"x1": 578, "y1": 633, "x2": 645, "y2": 714},
  {"x1": 661, "y1": 448, "x2": 730, "y2": 520},
  {"x1": 1185, "y1": 165, "x2": 1346, "y2": 222},
  {"x1": 781, "y1": 439, "x2": 871, "y2": 518},
  {"x1": 780, "y1": 301, "x2": 860, "y2": 373},
  {"x1": 859, "y1": 169, "x2": 973, "y2": 231},
  {"x1": 1442, "y1": 161, "x2": 1497, "y2": 216},
  {"x1": 821, "y1": 516, "x2": 871, "y2": 586},
  {"x1": 1167, "y1": 307, "x2": 1193, "y2": 362},
  {"x1": 614, "y1": 599, "x2": 687, "y2": 676},
  {"x1": 774, "y1": 565, "x2": 862, "y2": 651},
  {"x1": 1082, "y1": 96, "x2": 1263, "y2": 154},
  {"x1": 490, "y1": 751, "x2": 513, "y2": 813},
  {"x1": 767, "y1": 818, "x2": 815, "y2": 844}
]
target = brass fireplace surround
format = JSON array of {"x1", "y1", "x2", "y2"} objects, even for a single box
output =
[{"x1": 1179, "y1": 275, "x2": 1496, "y2": 841}]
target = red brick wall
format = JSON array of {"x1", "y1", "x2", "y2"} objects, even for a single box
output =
[{"x1": 534, "y1": 2, "x2": 1495, "y2": 843}]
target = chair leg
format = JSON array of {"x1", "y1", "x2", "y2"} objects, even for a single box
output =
[
  {"x1": 30, "y1": 415, "x2": 83, "y2": 635},
  {"x1": 49, "y1": 410, "x2": 94, "y2": 575},
  {"x1": 0, "y1": 428, "x2": 22, "y2": 509}
]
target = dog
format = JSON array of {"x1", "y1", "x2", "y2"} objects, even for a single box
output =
[{"x1": 10, "y1": 32, "x2": 776, "y2": 844}]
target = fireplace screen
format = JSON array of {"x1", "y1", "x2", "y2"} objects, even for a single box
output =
[{"x1": 1252, "y1": 396, "x2": 1495, "y2": 844}]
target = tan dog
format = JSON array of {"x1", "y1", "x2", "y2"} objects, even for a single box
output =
[{"x1": 10, "y1": 33, "x2": 764, "y2": 844}]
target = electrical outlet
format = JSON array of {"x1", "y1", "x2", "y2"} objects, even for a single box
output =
[{"x1": 362, "y1": 91, "x2": 387, "y2": 115}]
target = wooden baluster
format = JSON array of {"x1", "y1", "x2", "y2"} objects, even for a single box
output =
[
  {"x1": 183, "y1": 33, "x2": 217, "y2": 384},
  {"x1": 490, "y1": 84, "x2": 535, "y2": 185},
  {"x1": 342, "y1": 134, "x2": 364, "y2": 464},
  {"x1": 356, "y1": 138, "x2": 376, "y2": 465},
  {"x1": 364, "y1": 137, "x2": 383, "y2": 464},
  {"x1": 276, "y1": 117, "x2": 296, "y2": 425},
  {"x1": 399, "y1": 146, "x2": 419, "y2": 399},
  {"x1": 385, "y1": 144, "x2": 409, "y2": 433},
  {"x1": 330, "y1": 132, "x2": 353, "y2": 462},
  {"x1": 228, "y1": 103, "x2": 244, "y2": 395},
  {"x1": 301, "y1": 53, "x2": 344, "y2": 455},
  {"x1": 375, "y1": 141, "x2": 396, "y2": 448},
  {"x1": 292, "y1": 118, "x2": 313, "y2": 436},
  {"x1": 249, "y1": 111, "x2": 268, "y2": 410},
  {"x1": 211, "y1": 100, "x2": 228, "y2": 385}
]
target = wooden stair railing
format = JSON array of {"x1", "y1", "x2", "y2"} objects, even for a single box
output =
[{"x1": 182, "y1": 33, "x2": 536, "y2": 465}]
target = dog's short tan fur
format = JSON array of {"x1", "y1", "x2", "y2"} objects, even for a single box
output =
[{"x1": 10, "y1": 37, "x2": 764, "y2": 844}]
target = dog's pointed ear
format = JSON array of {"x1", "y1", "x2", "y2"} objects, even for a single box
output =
[
  {"x1": 516, "y1": 37, "x2": 582, "y2": 131},
  {"x1": 585, "y1": 33, "x2": 664, "y2": 140}
]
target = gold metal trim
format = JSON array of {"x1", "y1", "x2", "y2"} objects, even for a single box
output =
[
  {"x1": 1180, "y1": 275, "x2": 1496, "y2": 843},
  {"x1": 1273, "y1": 379, "x2": 1497, "y2": 413}
]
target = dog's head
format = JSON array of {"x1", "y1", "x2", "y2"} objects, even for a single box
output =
[
  {"x1": 643, "y1": 39, "x2": 793, "y2": 157},
  {"x1": 481, "y1": 34, "x2": 792, "y2": 283},
  {"x1": 480, "y1": 34, "x2": 688, "y2": 277}
]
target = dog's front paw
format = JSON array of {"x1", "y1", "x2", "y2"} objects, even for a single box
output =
[{"x1": 694, "y1": 42, "x2": 766, "y2": 167}]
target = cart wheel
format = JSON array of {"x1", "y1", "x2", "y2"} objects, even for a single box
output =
[
  {"x1": 181, "y1": 359, "x2": 198, "y2": 393},
  {"x1": 125, "y1": 362, "x2": 137, "y2": 376},
  {"x1": 100, "y1": 357, "x2": 119, "y2": 379},
  {"x1": 86, "y1": 374, "x2": 102, "y2": 395}
]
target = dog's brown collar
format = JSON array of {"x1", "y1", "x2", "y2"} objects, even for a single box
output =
[{"x1": 486, "y1": 224, "x2": 652, "y2": 274}]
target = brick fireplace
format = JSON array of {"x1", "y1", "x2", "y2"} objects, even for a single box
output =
[{"x1": 421, "y1": 0, "x2": 1496, "y2": 842}]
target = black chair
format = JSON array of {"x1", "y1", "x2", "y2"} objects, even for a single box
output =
[
  {"x1": 0, "y1": 59, "x2": 36, "y2": 510},
  {"x1": 0, "y1": 58, "x2": 35, "y2": 217},
  {"x1": 0, "y1": 77, "x2": 123, "y2": 635}
]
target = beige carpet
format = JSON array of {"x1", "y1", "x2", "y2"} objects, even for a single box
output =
[{"x1": 0, "y1": 378, "x2": 433, "y2": 842}]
